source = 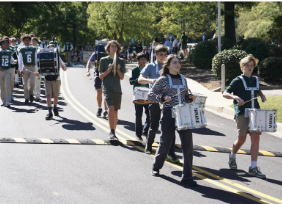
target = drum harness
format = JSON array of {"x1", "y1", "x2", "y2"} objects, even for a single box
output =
[
  {"x1": 238, "y1": 76, "x2": 259, "y2": 117},
  {"x1": 167, "y1": 74, "x2": 186, "y2": 105}
]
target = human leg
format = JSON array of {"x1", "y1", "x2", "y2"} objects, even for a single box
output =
[{"x1": 135, "y1": 103, "x2": 143, "y2": 140}]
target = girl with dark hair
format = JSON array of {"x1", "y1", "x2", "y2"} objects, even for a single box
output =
[{"x1": 147, "y1": 54, "x2": 197, "y2": 186}]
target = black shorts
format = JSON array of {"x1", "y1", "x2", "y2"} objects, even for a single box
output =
[
  {"x1": 94, "y1": 70, "x2": 101, "y2": 89},
  {"x1": 182, "y1": 44, "x2": 187, "y2": 50}
]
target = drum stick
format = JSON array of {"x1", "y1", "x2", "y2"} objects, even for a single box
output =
[
  {"x1": 241, "y1": 97, "x2": 258, "y2": 106},
  {"x1": 172, "y1": 88, "x2": 187, "y2": 97},
  {"x1": 25, "y1": 69, "x2": 36, "y2": 74}
]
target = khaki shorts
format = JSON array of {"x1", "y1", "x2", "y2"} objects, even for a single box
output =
[
  {"x1": 105, "y1": 92, "x2": 122, "y2": 111},
  {"x1": 45, "y1": 80, "x2": 61, "y2": 97},
  {"x1": 235, "y1": 114, "x2": 261, "y2": 136}
]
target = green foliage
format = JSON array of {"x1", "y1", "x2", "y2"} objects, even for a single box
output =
[
  {"x1": 268, "y1": 15, "x2": 282, "y2": 43},
  {"x1": 212, "y1": 49, "x2": 248, "y2": 80},
  {"x1": 193, "y1": 41, "x2": 217, "y2": 68},
  {"x1": 236, "y1": 2, "x2": 282, "y2": 41},
  {"x1": 269, "y1": 45, "x2": 282, "y2": 57},
  {"x1": 239, "y1": 38, "x2": 263, "y2": 50},
  {"x1": 245, "y1": 40, "x2": 269, "y2": 63},
  {"x1": 258, "y1": 57, "x2": 282, "y2": 80}
]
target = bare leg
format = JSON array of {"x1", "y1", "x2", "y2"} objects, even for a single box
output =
[
  {"x1": 53, "y1": 97, "x2": 58, "y2": 106},
  {"x1": 232, "y1": 135, "x2": 247, "y2": 153},
  {"x1": 96, "y1": 89, "x2": 102, "y2": 108},
  {"x1": 104, "y1": 98, "x2": 108, "y2": 110},
  {"x1": 46, "y1": 95, "x2": 52, "y2": 107},
  {"x1": 250, "y1": 133, "x2": 260, "y2": 161},
  {"x1": 108, "y1": 106, "x2": 115, "y2": 130},
  {"x1": 114, "y1": 110, "x2": 118, "y2": 130}
]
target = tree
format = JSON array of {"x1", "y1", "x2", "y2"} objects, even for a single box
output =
[{"x1": 87, "y1": 2, "x2": 158, "y2": 45}]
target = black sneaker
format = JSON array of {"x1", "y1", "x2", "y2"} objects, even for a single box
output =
[
  {"x1": 108, "y1": 131, "x2": 118, "y2": 140},
  {"x1": 96, "y1": 108, "x2": 102, "y2": 117},
  {"x1": 25, "y1": 99, "x2": 29, "y2": 104},
  {"x1": 53, "y1": 108, "x2": 59, "y2": 116},
  {"x1": 103, "y1": 110, "x2": 108, "y2": 118},
  {"x1": 151, "y1": 169, "x2": 160, "y2": 177},
  {"x1": 135, "y1": 135, "x2": 143, "y2": 141},
  {"x1": 30, "y1": 95, "x2": 34, "y2": 103},
  {"x1": 181, "y1": 179, "x2": 198, "y2": 186},
  {"x1": 145, "y1": 144, "x2": 152, "y2": 155},
  {"x1": 45, "y1": 113, "x2": 53, "y2": 120}
]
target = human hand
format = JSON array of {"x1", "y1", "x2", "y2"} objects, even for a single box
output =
[
  {"x1": 151, "y1": 79, "x2": 156, "y2": 83},
  {"x1": 117, "y1": 64, "x2": 121, "y2": 70},
  {"x1": 261, "y1": 94, "x2": 266, "y2": 102},
  {"x1": 21, "y1": 71, "x2": 24, "y2": 77},
  {"x1": 234, "y1": 96, "x2": 244, "y2": 106},
  {"x1": 34, "y1": 72, "x2": 39, "y2": 77},
  {"x1": 108, "y1": 63, "x2": 113, "y2": 71},
  {"x1": 164, "y1": 96, "x2": 172, "y2": 103},
  {"x1": 86, "y1": 72, "x2": 90, "y2": 77}
]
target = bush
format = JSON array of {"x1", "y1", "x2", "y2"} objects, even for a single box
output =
[
  {"x1": 240, "y1": 38, "x2": 264, "y2": 50},
  {"x1": 212, "y1": 49, "x2": 248, "y2": 81},
  {"x1": 258, "y1": 57, "x2": 282, "y2": 80},
  {"x1": 193, "y1": 41, "x2": 217, "y2": 68},
  {"x1": 245, "y1": 41, "x2": 269, "y2": 63},
  {"x1": 269, "y1": 45, "x2": 282, "y2": 57}
]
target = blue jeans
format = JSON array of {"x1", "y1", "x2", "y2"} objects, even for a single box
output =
[{"x1": 135, "y1": 103, "x2": 150, "y2": 136}]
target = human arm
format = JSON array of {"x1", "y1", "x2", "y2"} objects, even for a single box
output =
[
  {"x1": 18, "y1": 52, "x2": 23, "y2": 72},
  {"x1": 129, "y1": 68, "x2": 139, "y2": 85},
  {"x1": 147, "y1": 78, "x2": 166, "y2": 103},
  {"x1": 99, "y1": 59, "x2": 112, "y2": 79},
  {"x1": 86, "y1": 53, "x2": 95, "y2": 76},
  {"x1": 257, "y1": 90, "x2": 266, "y2": 102}
]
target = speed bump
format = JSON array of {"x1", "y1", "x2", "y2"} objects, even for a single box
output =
[{"x1": 0, "y1": 138, "x2": 281, "y2": 157}]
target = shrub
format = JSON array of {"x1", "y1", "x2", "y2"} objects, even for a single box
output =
[
  {"x1": 245, "y1": 41, "x2": 269, "y2": 63},
  {"x1": 240, "y1": 38, "x2": 264, "y2": 50},
  {"x1": 193, "y1": 41, "x2": 217, "y2": 68},
  {"x1": 269, "y1": 45, "x2": 282, "y2": 57},
  {"x1": 212, "y1": 49, "x2": 248, "y2": 81},
  {"x1": 258, "y1": 57, "x2": 282, "y2": 80}
]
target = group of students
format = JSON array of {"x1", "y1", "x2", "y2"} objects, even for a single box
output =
[
  {"x1": 0, "y1": 34, "x2": 67, "y2": 120},
  {"x1": 86, "y1": 39, "x2": 268, "y2": 186}
]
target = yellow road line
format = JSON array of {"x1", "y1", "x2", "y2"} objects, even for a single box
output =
[
  {"x1": 62, "y1": 71, "x2": 282, "y2": 204},
  {"x1": 259, "y1": 150, "x2": 275, "y2": 157},
  {"x1": 200, "y1": 146, "x2": 218, "y2": 152},
  {"x1": 13, "y1": 138, "x2": 27, "y2": 143},
  {"x1": 38, "y1": 138, "x2": 54, "y2": 144},
  {"x1": 90, "y1": 139, "x2": 109, "y2": 145}
]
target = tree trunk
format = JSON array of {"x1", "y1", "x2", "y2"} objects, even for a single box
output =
[
  {"x1": 73, "y1": 22, "x2": 77, "y2": 48},
  {"x1": 224, "y1": 2, "x2": 236, "y2": 48}
]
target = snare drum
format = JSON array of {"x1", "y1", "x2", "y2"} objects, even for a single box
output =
[
  {"x1": 133, "y1": 87, "x2": 151, "y2": 105},
  {"x1": 173, "y1": 103, "x2": 207, "y2": 130},
  {"x1": 38, "y1": 48, "x2": 59, "y2": 76},
  {"x1": 249, "y1": 109, "x2": 277, "y2": 132},
  {"x1": 191, "y1": 92, "x2": 207, "y2": 106}
]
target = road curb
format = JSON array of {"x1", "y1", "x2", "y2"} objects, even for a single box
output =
[{"x1": 1, "y1": 138, "x2": 281, "y2": 157}]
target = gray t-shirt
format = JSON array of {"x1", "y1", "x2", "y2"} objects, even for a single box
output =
[{"x1": 98, "y1": 56, "x2": 126, "y2": 94}]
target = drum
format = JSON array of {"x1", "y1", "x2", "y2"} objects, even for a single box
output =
[
  {"x1": 249, "y1": 109, "x2": 277, "y2": 132},
  {"x1": 173, "y1": 103, "x2": 207, "y2": 130},
  {"x1": 133, "y1": 87, "x2": 151, "y2": 105},
  {"x1": 191, "y1": 92, "x2": 207, "y2": 106},
  {"x1": 38, "y1": 48, "x2": 59, "y2": 76}
]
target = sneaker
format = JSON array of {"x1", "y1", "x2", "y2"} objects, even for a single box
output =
[
  {"x1": 103, "y1": 110, "x2": 108, "y2": 118},
  {"x1": 248, "y1": 166, "x2": 266, "y2": 179},
  {"x1": 151, "y1": 169, "x2": 160, "y2": 177},
  {"x1": 25, "y1": 99, "x2": 29, "y2": 104},
  {"x1": 53, "y1": 108, "x2": 59, "y2": 116},
  {"x1": 135, "y1": 135, "x2": 143, "y2": 141},
  {"x1": 181, "y1": 179, "x2": 198, "y2": 186},
  {"x1": 145, "y1": 144, "x2": 152, "y2": 155},
  {"x1": 166, "y1": 154, "x2": 180, "y2": 163},
  {"x1": 96, "y1": 108, "x2": 102, "y2": 117},
  {"x1": 11, "y1": 95, "x2": 14, "y2": 101},
  {"x1": 108, "y1": 131, "x2": 118, "y2": 140},
  {"x1": 5, "y1": 102, "x2": 10, "y2": 108},
  {"x1": 45, "y1": 113, "x2": 53, "y2": 120},
  {"x1": 30, "y1": 95, "x2": 34, "y2": 103},
  {"x1": 228, "y1": 156, "x2": 237, "y2": 170}
]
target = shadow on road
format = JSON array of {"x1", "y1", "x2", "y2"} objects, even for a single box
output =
[
  {"x1": 117, "y1": 119, "x2": 135, "y2": 131},
  {"x1": 192, "y1": 128, "x2": 225, "y2": 136},
  {"x1": 159, "y1": 174, "x2": 262, "y2": 203},
  {"x1": 54, "y1": 116, "x2": 96, "y2": 131}
]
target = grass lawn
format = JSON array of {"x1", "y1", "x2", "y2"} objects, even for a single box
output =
[{"x1": 230, "y1": 96, "x2": 282, "y2": 123}]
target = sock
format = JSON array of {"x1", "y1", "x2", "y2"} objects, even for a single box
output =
[
  {"x1": 48, "y1": 107, "x2": 52, "y2": 114},
  {"x1": 229, "y1": 151, "x2": 236, "y2": 159},
  {"x1": 54, "y1": 105, "x2": 57, "y2": 109},
  {"x1": 98, "y1": 107, "x2": 102, "y2": 110},
  {"x1": 251, "y1": 161, "x2": 257, "y2": 169}
]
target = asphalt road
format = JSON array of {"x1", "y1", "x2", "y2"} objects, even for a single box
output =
[{"x1": 0, "y1": 65, "x2": 281, "y2": 204}]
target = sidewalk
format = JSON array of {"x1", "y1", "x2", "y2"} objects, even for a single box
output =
[{"x1": 125, "y1": 63, "x2": 282, "y2": 138}]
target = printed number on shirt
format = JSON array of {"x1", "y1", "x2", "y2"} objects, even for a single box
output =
[
  {"x1": 1, "y1": 58, "x2": 8, "y2": 66},
  {"x1": 27, "y1": 54, "x2": 32, "y2": 63}
]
